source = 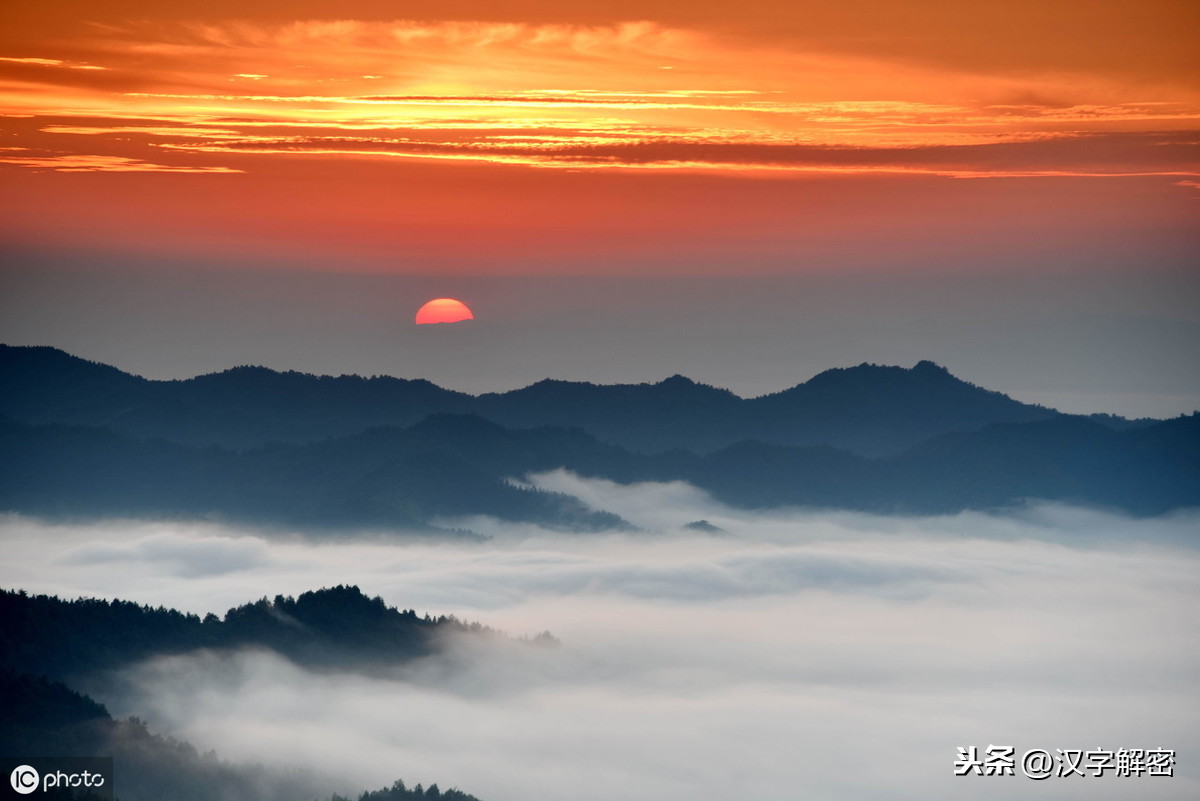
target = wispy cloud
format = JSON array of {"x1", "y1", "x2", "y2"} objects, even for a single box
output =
[
  {"x1": 0, "y1": 152, "x2": 242, "y2": 173},
  {"x1": 0, "y1": 56, "x2": 108, "y2": 70},
  {"x1": 1, "y1": 20, "x2": 1196, "y2": 179}
]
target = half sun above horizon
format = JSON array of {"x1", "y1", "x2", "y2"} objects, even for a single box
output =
[{"x1": 415, "y1": 298, "x2": 475, "y2": 325}]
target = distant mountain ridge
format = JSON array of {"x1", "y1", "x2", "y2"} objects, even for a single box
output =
[
  {"x1": 0, "y1": 413, "x2": 630, "y2": 532},
  {"x1": 1, "y1": 345, "x2": 1070, "y2": 456},
  {"x1": 2, "y1": 344, "x2": 1195, "y2": 525},
  {"x1": 2, "y1": 408, "x2": 1196, "y2": 526}
]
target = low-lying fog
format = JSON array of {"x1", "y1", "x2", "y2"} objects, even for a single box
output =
[{"x1": 2, "y1": 471, "x2": 1197, "y2": 800}]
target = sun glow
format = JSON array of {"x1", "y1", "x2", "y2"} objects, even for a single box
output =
[{"x1": 415, "y1": 298, "x2": 475, "y2": 325}]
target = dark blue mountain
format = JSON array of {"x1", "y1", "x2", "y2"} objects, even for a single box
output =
[
  {"x1": 0, "y1": 413, "x2": 630, "y2": 532},
  {"x1": 1, "y1": 345, "x2": 1077, "y2": 455},
  {"x1": 0, "y1": 345, "x2": 473, "y2": 449},
  {"x1": 744, "y1": 360, "x2": 1057, "y2": 455},
  {"x1": 1, "y1": 407, "x2": 1195, "y2": 524},
  {"x1": 2, "y1": 344, "x2": 1193, "y2": 523}
]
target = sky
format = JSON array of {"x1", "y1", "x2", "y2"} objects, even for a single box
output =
[
  {"x1": 1, "y1": 474, "x2": 1198, "y2": 800},
  {"x1": 1, "y1": 1, "x2": 1198, "y2": 415}
]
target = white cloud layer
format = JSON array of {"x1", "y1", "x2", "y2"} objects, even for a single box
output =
[{"x1": 1, "y1": 475, "x2": 1198, "y2": 800}]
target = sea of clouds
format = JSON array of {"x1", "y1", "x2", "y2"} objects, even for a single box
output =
[{"x1": 2, "y1": 471, "x2": 1197, "y2": 800}]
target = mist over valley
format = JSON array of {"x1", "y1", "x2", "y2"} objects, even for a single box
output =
[{"x1": 2, "y1": 348, "x2": 1196, "y2": 799}]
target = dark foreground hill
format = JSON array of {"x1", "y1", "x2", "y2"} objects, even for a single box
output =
[
  {"x1": 1, "y1": 671, "x2": 479, "y2": 801},
  {"x1": 0, "y1": 586, "x2": 492, "y2": 801},
  {"x1": 0, "y1": 585, "x2": 496, "y2": 681},
  {"x1": 0, "y1": 345, "x2": 1071, "y2": 456}
]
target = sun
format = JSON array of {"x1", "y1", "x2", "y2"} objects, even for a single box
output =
[{"x1": 415, "y1": 298, "x2": 475, "y2": 325}]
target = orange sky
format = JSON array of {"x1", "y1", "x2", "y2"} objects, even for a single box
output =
[
  {"x1": 0, "y1": 2, "x2": 1197, "y2": 416},
  {"x1": 0, "y1": 1, "x2": 1197, "y2": 272}
]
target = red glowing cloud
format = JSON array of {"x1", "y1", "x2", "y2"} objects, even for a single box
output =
[{"x1": 415, "y1": 298, "x2": 475, "y2": 325}]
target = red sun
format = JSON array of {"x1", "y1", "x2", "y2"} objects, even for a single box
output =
[{"x1": 415, "y1": 298, "x2": 475, "y2": 325}]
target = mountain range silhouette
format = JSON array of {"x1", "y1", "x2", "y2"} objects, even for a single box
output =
[{"x1": 1, "y1": 344, "x2": 1195, "y2": 526}]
